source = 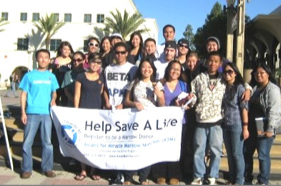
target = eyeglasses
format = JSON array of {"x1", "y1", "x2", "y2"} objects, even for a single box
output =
[
  {"x1": 73, "y1": 58, "x2": 83, "y2": 63},
  {"x1": 115, "y1": 51, "x2": 126, "y2": 55},
  {"x1": 179, "y1": 44, "x2": 189, "y2": 49},
  {"x1": 89, "y1": 59, "x2": 102, "y2": 65},
  {"x1": 223, "y1": 70, "x2": 234, "y2": 75},
  {"x1": 88, "y1": 43, "x2": 99, "y2": 47}
]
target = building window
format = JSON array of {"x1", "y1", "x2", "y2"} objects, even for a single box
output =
[
  {"x1": 84, "y1": 14, "x2": 91, "y2": 23},
  {"x1": 32, "y1": 13, "x2": 40, "y2": 21},
  {"x1": 97, "y1": 14, "x2": 104, "y2": 23},
  {"x1": 20, "y1": 13, "x2": 27, "y2": 21},
  {"x1": 50, "y1": 39, "x2": 61, "y2": 51},
  {"x1": 1, "y1": 12, "x2": 8, "y2": 21},
  {"x1": 83, "y1": 40, "x2": 88, "y2": 52},
  {"x1": 54, "y1": 13, "x2": 59, "y2": 22},
  {"x1": 64, "y1": 14, "x2": 71, "y2": 22},
  {"x1": 17, "y1": 38, "x2": 29, "y2": 50}
]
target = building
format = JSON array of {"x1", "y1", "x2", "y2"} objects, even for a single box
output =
[{"x1": 0, "y1": 0, "x2": 158, "y2": 86}]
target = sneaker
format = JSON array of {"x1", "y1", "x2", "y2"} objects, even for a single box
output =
[
  {"x1": 111, "y1": 172, "x2": 124, "y2": 185},
  {"x1": 255, "y1": 181, "x2": 265, "y2": 185},
  {"x1": 20, "y1": 172, "x2": 32, "y2": 179},
  {"x1": 191, "y1": 178, "x2": 202, "y2": 185},
  {"x1": 208, "y1": 177, "x2": 217, "y2": 185}
]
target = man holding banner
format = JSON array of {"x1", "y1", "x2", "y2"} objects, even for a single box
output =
[{"x1": 104, "y1": 42, "x2": 137, "y2": 184}]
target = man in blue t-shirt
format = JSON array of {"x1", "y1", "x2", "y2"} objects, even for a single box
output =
[{"x1": 19, "y1": 49, "x2": 59, "y2": 179}]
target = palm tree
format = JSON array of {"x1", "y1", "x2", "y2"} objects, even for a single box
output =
[
  {"x1": 33, "y1": 13, "x2": 65, "y2": 50},
  {"x1": 0, "y1": 17, "x2": 9, "y2": 32},
  {"x1": 104, "y1": 9, "x2": 149, "y2": 40}
]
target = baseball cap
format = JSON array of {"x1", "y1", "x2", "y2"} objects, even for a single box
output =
[
  {"x1": 206, "y1": 36, "x2": 220, "y2": 49},
  {"x1": 110, "y1": 33, "x2": 123, "y2": 40},
  {"x1": 165, "y1": 41, "x2": 177, "y2": 50}
]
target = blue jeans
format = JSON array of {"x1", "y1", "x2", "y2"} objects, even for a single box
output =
[
  {"x1": 244, "y1": 127, "x2": 275, "y2": 184},
  {"x1": 223, "y1": 128, "x2": 244, "y2": 184},
  {"x1": 5, "y1": 82, "x2": 17, "y2": 97},
  {"x1": 22, "y1": 114, "x2": 54, "y2": 173},
  {"x1": 193, "y1": 125, "x2": 223, "y2": 178}
]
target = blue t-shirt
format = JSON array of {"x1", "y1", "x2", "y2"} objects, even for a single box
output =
[{"x1": 19, "y1": 70, "x2": 59, "y2": 114}]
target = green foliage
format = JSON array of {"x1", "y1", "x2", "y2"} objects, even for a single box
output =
[
  {"x1": 194, "y1": 2, "x2": 227, "y2": 58},
  {"x1": 0, "y1": 17, "x2": 9, "y2": 32},
  {"x1": 183, "y1": 24, "x2": 195, "y2": 50},
  {"x1": 33, "y1": 14, "x2": 65, "y2": 50},
  {"x1": 104, "y1": 9, "x2": 149, "y2": 40}
]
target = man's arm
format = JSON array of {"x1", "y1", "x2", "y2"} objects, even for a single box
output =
[
  {"x1": 20, "y1": 91, "x2": 27, "y2": 125},
  {"x1": 51, "y1": 91, "x2": 57, "y2": 106}
]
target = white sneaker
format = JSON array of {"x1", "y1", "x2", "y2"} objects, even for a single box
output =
[
  {"x1": 191, "y1": 178, "x2": 202, "y2": 185},
  {"x1": 208, "y1": 177, "x2": 217, "y2": 185}
]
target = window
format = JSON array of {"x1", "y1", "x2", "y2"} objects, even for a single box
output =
[
  {"x1": 84, "y1": 14, "x2": 91, "y2": 23},
  {"x1": 54, "y1": 13, "x2": 59, "y2": 22},
  {"x1": 32, "y1": 13, "x2": 40, "y2": 21},
  {"x1": 64, "y1": 14, "x2": 71, "y2": 22},
  {"x1": 17, "y1": 38, "x2": 29, "y2": 50},
  {"x1": 83, "y1": 40, "x2": 88, "y2": 52},
  {"x1": 20, "y1": 13, "x2": 27, "y2": 21},
  {"x1": 97, "y1": 14, "x2": 104, "y2": 23},
  {"x1": 1, "y1": 12, "x2": 8, "y2": 21},
  {"x1": 50, "y1": 39, "x2": 61, "y2": 51}
]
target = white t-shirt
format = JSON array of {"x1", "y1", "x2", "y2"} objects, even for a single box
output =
[
  {"x1": 127, "y1": 80, "x2": 164, "y2": 108},
  {"x1": 104, "y1": 62, "x2": 137, "y2": 106},
  {"x1": 154, "y1": 59, "x2": 169, "y2": 80}
]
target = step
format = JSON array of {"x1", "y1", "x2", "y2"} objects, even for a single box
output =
[
  {"x1": 219, "y1": 156, "x2": 281, "y2": 174},
  {"x1": 0, "y1": 117, "x2": 23, "y2": 132}
]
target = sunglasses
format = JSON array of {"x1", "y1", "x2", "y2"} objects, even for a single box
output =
[
  {"x1": 88, "y1": 43, "x2": 99, "y2": 47},
  {"x1": 89, "y1": 59, "x2": 102, "y2": 65},
  {"x1": 115, "y1": 51, "x2": 126, "y2": 55},
  {"x1": 73, "y1": 58, "x2": 83, "y2": 63},
  {"x1": 223, "y1": 70, "x2": 234, "y2": 75},
  {"x1": 179, "y1": 44, "x2": 189, "y2": 49}
]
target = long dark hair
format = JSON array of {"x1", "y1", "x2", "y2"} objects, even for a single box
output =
[
  {"x1": 223, "y1": 62, "x2": 245, "y2": 100},
  {"x1": 56, "y1": 41, "x2": 74, "y2": 57},
  {"x1": 163, "y1": 60, "x2": 183, "y2": 81},
  {"x1": 253, "y1": 63, "x2": 277, "y2": 85},
  {"x1": 129, "y1": 32, "x2": 143, "y2": 58},
  {"x1": 130, "y1": 57, "x2": 157, "y2": 99},
  {"x1": 100, "y1": 36, "x2": 111, "y2": 55}
]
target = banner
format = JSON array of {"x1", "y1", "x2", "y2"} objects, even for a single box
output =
[{"x1": 51, "y1": 106, "x2": 184, "y2": 170}]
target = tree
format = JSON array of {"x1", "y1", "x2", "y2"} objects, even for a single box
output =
[
  {"x1": 104, "y1": 9, "x2": 149, "y2": 40},
  {"x1": 33, "y1": 14, "x2": 65, "y2": 50},
  {"x1": 93, "y1": 26, "x2": 111, "y2": 41},
  {"x1": 0, "y1": 17, "x2": 9, "y2": 32},
  {"x1": 183, "y1": 24, "x2": 195, "y2": 50},
  {"x1": 193, "y1": 2, "x2": 227, "y2": 58}
]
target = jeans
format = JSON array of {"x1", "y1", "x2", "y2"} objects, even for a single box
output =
[
  {"x1": 223, "y1": 127, "x2": 244, "y2": 184},
  {"x1": 22, "y1": 114, "x2": 54, "y2": 173},
  {"x1": 5, "y1": 82, "x2": 17, "y2": 97},
  {"x1": 244, "y1": 130, "x2": 274, "y2": 184},
  {"x1": 193, "y1": 125, "x2": 223, "y2": 179}
]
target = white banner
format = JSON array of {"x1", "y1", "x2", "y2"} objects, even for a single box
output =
[{"x1": 51, "y1": 106, "x2": 184, "y2": 170}]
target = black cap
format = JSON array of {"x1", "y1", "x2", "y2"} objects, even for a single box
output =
[
  {"x1": 165, "y1": 41, "x2": 177, "y2": 50},
  {"x1": 177, "y1": 38, "x2": 188, "y2": 46}
]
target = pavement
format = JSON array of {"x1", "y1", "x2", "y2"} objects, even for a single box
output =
[{"x1": 1, "y1": 89, "x2": 281, "y2": 185}]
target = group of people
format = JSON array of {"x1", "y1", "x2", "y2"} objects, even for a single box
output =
[{"x1": 18, "y1": 24, "x2": 281, "y2": 185}]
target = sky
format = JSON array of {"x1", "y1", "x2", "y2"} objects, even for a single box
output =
[{"x1": 133, "y1": 0, "x2": 281, "y2": 44}]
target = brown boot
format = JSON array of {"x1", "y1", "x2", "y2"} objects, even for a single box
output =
[{"x1": 20, "y1": 172, "x2": 32, "y2": 179}]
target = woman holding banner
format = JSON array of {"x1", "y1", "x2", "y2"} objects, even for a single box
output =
[
  {"x1": 73, "y1": 52, "x2": 108, "y2": 181},
  {"x1": 152, "y1": 60, "x2": 190, "y2": 185},
  {"x1": 124, "y1": 57, "x2": 165, "y2": 185}
]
